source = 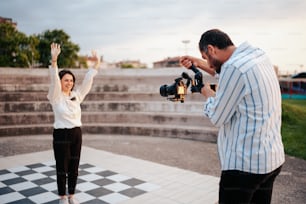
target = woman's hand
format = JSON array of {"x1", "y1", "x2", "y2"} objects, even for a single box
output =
[
  {"x1": 89, "y1": 50, "x2": 101, "y2": 70},
  {"x1": 50, "y1": 43, "x2": 61, "y2": 62}
]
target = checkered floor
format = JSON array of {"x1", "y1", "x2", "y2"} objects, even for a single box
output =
[{"x1": 0, "y1": 161, "x2": 160, "y2": 204}]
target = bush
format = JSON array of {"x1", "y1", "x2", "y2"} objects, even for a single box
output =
[{"x1": 282, "y1": 100, "x2": 306, "y2": 160}]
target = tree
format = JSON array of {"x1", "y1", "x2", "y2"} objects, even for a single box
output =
[
  {"x1": 77, "y1": 55, "x2": 89, "y2": 68},
  {"x1": 27, "y1": 35, "x2": 40, "y2": 67},
  {"x1": 36, "y1": 29, "x2": 79, "y2": 68},
  {"x1": 121, "y1": 63, "x2": 134, "y2": 69},
  {"x1": 0, "y1": 23, "x2": 38, "y2": 67},
  {"x1": 0, "y1": 25, "x2": 81, "y2": 68}
]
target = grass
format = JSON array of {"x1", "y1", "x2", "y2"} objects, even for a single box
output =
[{"x1": 281, "y1": 99, "x2": 306, "y2": 160}]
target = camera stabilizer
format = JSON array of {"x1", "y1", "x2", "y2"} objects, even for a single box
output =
[{"x1": 159, "y1": 64, "x2": 204, "y2": 103}]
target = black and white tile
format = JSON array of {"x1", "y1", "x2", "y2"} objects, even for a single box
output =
[{"x1": 0, "y1": 161, "x2": 159, "y2": 204}]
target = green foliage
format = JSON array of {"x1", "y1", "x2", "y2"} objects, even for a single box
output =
[
  {"x1": 36, "y1": 29, "x2": 79, "y2": 68},
  {"x1": 0, "y1": 23, "x2": 79, "y2": 68},
  {"x1": 282, "y1": 99, "x2": 306, "y2": 160},
  {"x1": 0, "y1": 23, "x2": 38, "y2": 67},
  {"x1": 121, "y1": 63, "x2": 134, "y2": 69},
  {"x1": 120, "y1": 63, "x2": 147, "y2": 69},
  {"x1": 78, "y1": 55, "x2": 88, "y2": 68}
]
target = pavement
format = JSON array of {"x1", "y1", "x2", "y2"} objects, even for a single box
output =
[{"x1": 0, "y1": 135, "x2": 306, "y2": 204}]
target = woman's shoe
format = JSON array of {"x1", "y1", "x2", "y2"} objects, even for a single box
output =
[
  {"x1": 68, "y1": 197, "x2": 80, "y2": 204},
  {"x1": 59, "y1": 197, "x2": 69, "y2": 204}
]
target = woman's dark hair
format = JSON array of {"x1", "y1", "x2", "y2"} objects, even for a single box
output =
[
  {"x1": 58, "y1": 69, "x2": 76, "y2": 90},
  {"x1": 199, "y1": 29, "x2": 234, "y2": 52}
]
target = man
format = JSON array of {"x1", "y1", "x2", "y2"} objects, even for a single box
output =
[{"x1": 180, "y1": 29, "x2": 285, "y2": 204}]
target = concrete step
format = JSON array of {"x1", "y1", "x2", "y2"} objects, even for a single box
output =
[
  {"x1": 0, "y1": 82, "x2": 213, "y2": 94},
  {"x1": 0, "y1": 83, "x2": 209, "y2": 95},
  {"x1": 0, "y1": 101, "x2": 205, "y2": 113},
  {"x1": 0, "y1": 83, "x2": 139, "y2": 93},
  {"x1": 0, "y1": 112, "x2": 213, "y2": 127},
  {"x1": 0, "y1": 67, "x2": 217, "y2": 84},
  {"x1": 0, "y1": 68, "x2": 217, "y2": 93},
  {"x1": 0, "y1": 91, "x2": 204, "y2": 102},
  {"x1": 0, "y1": 68, "x2": 218, "y2": 143},
  {"x1": 0, "y1": 123, "x2": 217, "y2": 142}
]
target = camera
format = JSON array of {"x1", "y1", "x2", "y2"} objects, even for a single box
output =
[
  {"x1": 160, "y1": 77, "x2": 188, "y2": 103},
  {"x1": 159, "y1": 64, "x2": 204, "y2": 103}
]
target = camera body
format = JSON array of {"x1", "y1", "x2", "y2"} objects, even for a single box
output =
[
  {"x1": 160, "y1": 77, "x2": 188, "y2": 103},
  {"x1": 159, "y1": 65, "x2": 204, "y2": 103}
]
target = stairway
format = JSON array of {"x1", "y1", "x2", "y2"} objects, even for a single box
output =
[{"x1": 0, "y1": 67, "x2": 218, "y2": 142}]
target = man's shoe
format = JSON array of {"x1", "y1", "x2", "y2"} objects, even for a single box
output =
[{"x1": 69, "y1": 197, "x2": 80, "y2": 204}]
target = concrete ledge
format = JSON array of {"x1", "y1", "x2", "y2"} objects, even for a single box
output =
[
  {"x1": 0, "y1": 92, "x2": 204, "y2": 102},
  {"x1": 0, "y1": 67, "x2": 218, "y2": 143},
  {"x1": 0, "y1": 124, "x2": 217, "y2": 142},
  {"x1": 0, "y1": 101, "x2": 206, "y2": 113},
  {"x1": 0, "y1": 112, "x2": 214, "y2": 126}
]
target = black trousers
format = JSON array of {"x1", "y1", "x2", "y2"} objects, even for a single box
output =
[
  {"x1": 53, "y1": 127, "x2": 82, "y2": 196},
  {"x1": 219, "y1": 166, "x2": 282, "y2": 204}
]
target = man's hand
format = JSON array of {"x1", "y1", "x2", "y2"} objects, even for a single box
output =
[
  {"x1": 180, "y1": 56, "x2": 215, "y2": 77},
  {"x1": 201, "y1": 82, "x2": 216, "y2": 99},
  {"x1": 180, "y1": 56, "x2": 196, "y2": 69},
  {"x1": 50, "y1": 43, "x2": 61, "y2": 62}
]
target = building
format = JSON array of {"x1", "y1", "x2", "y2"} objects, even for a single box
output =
[
  {"x1": 115, "y1": 60, "x2": 147, "y2": 68},
  {"x1": 153, "y1": 56, "x2": 181, "y2": 68},
  {"x1": 0, "y1": 16, "x2": 17, "y2": 28}
]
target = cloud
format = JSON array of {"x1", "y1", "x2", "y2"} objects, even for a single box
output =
[{"x1": 1, "y1": 0, "x2": 305, "y2": 71}]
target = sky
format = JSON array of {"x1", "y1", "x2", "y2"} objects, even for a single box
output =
[{"x1": 1, "y1": 0, "x2": 306, "y2": 73}]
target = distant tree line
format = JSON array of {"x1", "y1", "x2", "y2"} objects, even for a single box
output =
[{"x1": 0, "y1": 22, "x2": 86, "y2": 68}]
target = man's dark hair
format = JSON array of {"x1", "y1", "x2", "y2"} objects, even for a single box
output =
[
  {"x1": 59, "y1": 69, "x2": 76, "y2": 90},
  {"x1": 199, "y1": 29, "x2": 234, "y2": 52}
]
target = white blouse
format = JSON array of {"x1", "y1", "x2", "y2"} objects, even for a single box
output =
[{"x1": 47, "y1": 66, "x2": 98, "y2": 129}]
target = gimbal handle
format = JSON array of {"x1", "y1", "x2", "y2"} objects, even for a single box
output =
[{"x1": 189, "y1": 64, "x2": 200, "y2": 74}]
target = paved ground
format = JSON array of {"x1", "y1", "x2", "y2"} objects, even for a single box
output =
[
  {"x1": 0, "y1": 135, "x2": 305, "y2": 204},
  {"x1": 1, "y1": 147, "x2": 220, "y2": 203}
]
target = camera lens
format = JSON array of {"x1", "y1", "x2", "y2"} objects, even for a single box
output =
[{"x1": 160, "y1": 85, "x2": 168, "y2": 97}]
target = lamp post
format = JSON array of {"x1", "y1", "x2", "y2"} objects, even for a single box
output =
[{"x1": 182, "y1": 40, "x2": 190, "y2": 55}]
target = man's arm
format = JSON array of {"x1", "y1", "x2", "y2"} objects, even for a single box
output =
[
  {"x1": 180, "y1": 56, "x2": 215, "y2": 76},
  {"x1": 203, "y1": 66, "x2": 245, "y2": 127}
]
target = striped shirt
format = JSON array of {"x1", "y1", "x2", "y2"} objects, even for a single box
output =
[{"x1": 204, "y1": 42, "x2": 285, "y2": 174}]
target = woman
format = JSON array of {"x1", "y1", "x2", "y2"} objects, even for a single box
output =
[{"x1": 47, "y1": 43, "x2": 100, "y2": 204}]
